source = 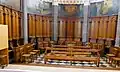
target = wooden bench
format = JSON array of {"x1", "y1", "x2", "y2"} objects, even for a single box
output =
[
  {"x1": 52, "y1": 45, "x2": 92, "y2": 56},
  {"x1": 44, "y1": 47, "x2": 100, "y2": 67}
]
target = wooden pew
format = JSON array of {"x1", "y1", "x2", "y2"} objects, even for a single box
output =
[{"x1": 44, "y1": 47, "x2": 100, "y2": 67}]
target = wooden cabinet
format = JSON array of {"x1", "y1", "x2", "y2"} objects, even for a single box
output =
[{"x1": 0, "y1": 25, "x2": 9, "y2": 68}]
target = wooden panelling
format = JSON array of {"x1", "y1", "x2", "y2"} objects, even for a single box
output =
[
  {"x1": 59, "y1": 19, "x2": 66, "y2": 37},
  {"x1": 12, "y1": 11, "x2": 17, "y2": 39},
  {"x1": 0, "y1": 6, "x2": 4, "y2": 24},
  {"x1": 90, "y1": 18, "x2": 95, "y2": 39},
  {"x1": 46, "y1": 17, "x2": 50, "y2": 37},
  {"x1": 32, "y1": 15, "x2": 36, "y2": 38},
  {"x1": 98, "y1": 17, "x2": 103, "y2": 39},
  {"x1": 43, "y1": 17, "x2": 47, "y2": 37},
  {"x1": 16, "y1": 12, "x2": 19, "y2": 39},
  {"x1": 28, "y1": 14, "x2": 33, "y2": 37},
  {"x1": 0, "y1": 4, "x2": 22, "y2": 43},
  {"x1": 4, "y1": 8, "x2": 12, "y2": 40},
  {"x1": 66, "y1": 20, "x2": 74, "y2": 38},
  {"x1": 39, "y1": 16, "x2": 43, "y2": 37},
  {"x1": 111, "y1": 16, "x2": 117, "y2": 39},
  {"x1": 36, "y1": 15, "x2": 39, "y2": 37},
  {"x1": 90, "y1": 16, "x2": 117, "y2": 41},
  {"x1": 58, "y1": 18, "x2": 82, "y2": 41},
  {"x1": 102, "y1": 17, "x2": 108, "y2": 39},
  {"x1": 28, "y1": 14, "x2": 52, "y2": 39},
  {"x1": 74, "y1": 20, "x2": 82, "y2": 38}
]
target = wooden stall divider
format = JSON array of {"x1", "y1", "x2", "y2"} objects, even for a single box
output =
[
  {"x1": 35, "y1": 15, "x2": 39, "y2": 37},
  {"x1": 16, "y1": 11, "x2": 19, "y2": 40},
  {"x1": 32, "y1": 15, "x2": 36, "y2": 38},
  {"x1": 0, "y1": 5, "x2": 4, "y2": 24},
  {"x1": 12, "y1": 11, "x2": 17, "y2": 39},
  {"x1": 98, "y1": 17, "x2": 103, "y2": 40},
  {"x1": 28, "y1": 14, "x2": 32, "y2": 38},
  {"x1": 39, "y1": 16, "x2": 43, "y2": 38}
]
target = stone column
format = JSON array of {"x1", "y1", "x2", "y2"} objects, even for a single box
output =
[
  {"x1": 115, "y1": 0, "x2": 120, "y2": 47},
  {"x1": 21, "y1": 0, "x2": 28, "y2": 44},
  {"x1": 82, "y1": 0, "x2": 90, "y2": 44},
  {"x1": 52, "y1": 1, "x2": 58, "y2": 41}
]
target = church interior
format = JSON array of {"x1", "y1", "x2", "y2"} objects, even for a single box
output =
[{"x1": 0, "y1": 0, "x2": 120, "y2": 72}]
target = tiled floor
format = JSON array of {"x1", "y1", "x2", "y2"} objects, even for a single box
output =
[
  {"x1": 1, "y1": 54, "x2": 120, "y2": 72},
  {"x1": 29, "y1": 54, "x2": 119, "y2": 68}
]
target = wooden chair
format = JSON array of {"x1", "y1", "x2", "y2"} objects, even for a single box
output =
[
  {"x1": 20, "y1": 47, "x2": 24, "y2": 63},
  {"x1": 50, "y1": 41, "x2": 55, "y2": 47},
  {"x1": 86, "y1": 42, "x2": 93, "y2": 48},
  {"x1": 28, "y1": 43, "x2": 40, "y2": 61},
  {"x1": 74, "y1": 38, "x2": 82, "y2": 46},
  {"x1": 32, "y1": 50, "x2": 40, "y2": 58},
  {"x1": 43, "y1": 41, "x2": 49, "y2": 47},
  {"x1": 22, "y1": 44, "x2": 32, "y2": 63},
  {"x1": 14, "y1": 47, "x2": 20, "y2": 63},
  {"x1": 0, "y1": 55, "x2": 7, "y2": 68},
  {"x1": 111, "y1": 50, "x2": 120, "y2": 67},
  {"x1": 44, "y1": 38, "x2": 50, "y2": 42},
  {"x1": 38, "y1": 42, "x2": 43, "y2": 49},
  {"x1": 92, "y1": 43, "x2": 98, "y2": 49},
  {"x1": 106, "y1": 47, "x2": 118, "y2": 63},
  {"x1": 65, "y1": 37, "x2": 73, "y2": 45},
  {"x1": 58, "y1": 38, "x2": 66, "y2": 45},
  {"x1": 22, "y1": 53, "x2": 32, "y2": 63}
]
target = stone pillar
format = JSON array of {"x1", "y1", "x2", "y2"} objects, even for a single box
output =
[
  {"x1": 52, "y1": 1, "x2": 58, "y2": 41},
  {"x1": 115, "y1": 0, "x2": 120, "y2": 47},
  {"x1": 82, "y1": 0, "x2": 90, "y2": 44},
  {"x1": 22, "y1": 0, "x2": 28, "y2": 44}
]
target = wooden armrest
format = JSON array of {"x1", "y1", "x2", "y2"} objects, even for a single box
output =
[{"x1": 22, "y1": 54, "x2": 31, "y2": 57}]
